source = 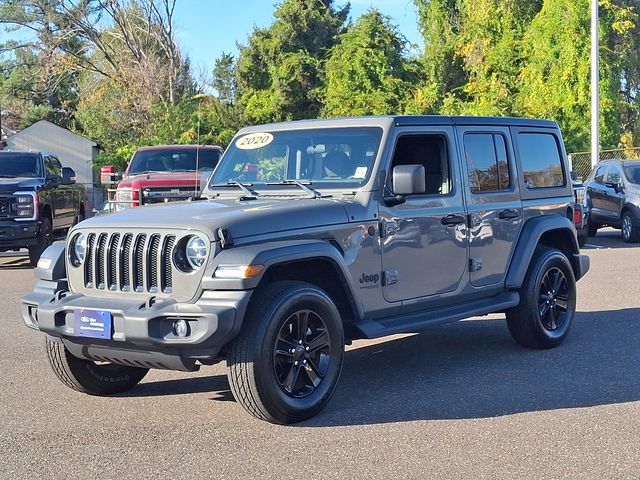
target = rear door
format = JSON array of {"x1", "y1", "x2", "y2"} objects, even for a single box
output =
[{"x1": 458, "y1": 126, "x2": 523, "y2": 287}]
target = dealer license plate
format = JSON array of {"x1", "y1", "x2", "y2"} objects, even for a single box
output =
[{"x1": 73, "y1": 309, "x2": 112, "y2": 339}]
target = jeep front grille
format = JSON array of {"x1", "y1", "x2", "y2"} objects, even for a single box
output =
[
  {"x1": 0, "y1": 197, "x2": 9, "y2": 218},
  {"x1": 84, "y1": 232, "x2": 176, "y2": 294}
]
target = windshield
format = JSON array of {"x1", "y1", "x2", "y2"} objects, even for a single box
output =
[
  {"x1": 0, "y1": 153, "x2": 43, "y2": 178},
  {"x1": 128, "y1": 148, "x2": 221, "y2": 175},
  {"x1": 210, "y1": 127, "x2": 383, "y2": 189},
  {"x1": 623, "y1": 164, "x2": 640, "y2": 185}
]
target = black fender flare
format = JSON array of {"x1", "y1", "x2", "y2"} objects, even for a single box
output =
[
  {"x1": 621, "y1": 202, "x2": 640, "y2": 220},
  {"x1": 202, "y1": 239, "x2": 363, "y2": 318},
  {"x1": 505, "y1": 215, "x2": 585, "y2": 289}
]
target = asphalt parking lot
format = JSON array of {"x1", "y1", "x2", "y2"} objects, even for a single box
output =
[{"x1": 1, "y1": 228, "x2": 639, "y2": 479}]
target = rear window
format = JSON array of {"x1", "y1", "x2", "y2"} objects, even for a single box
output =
[
  {"x1": 0, "y1": 153, "x2": 43, "y2": 178},
  {"x1": 518, "y1": 133, "x2": 565, "y2": 189}
]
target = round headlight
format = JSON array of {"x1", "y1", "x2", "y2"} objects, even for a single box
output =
[
  {"x1": 185, "y1": 236, "x2": 207, "y2": 269},
  {"x1": 71, "y1": 233, "x2": 87, "y2": 267}
]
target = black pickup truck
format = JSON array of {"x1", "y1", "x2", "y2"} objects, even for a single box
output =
[{"x1": 0, "y1": 151, "x2": 86, "y2": 266}]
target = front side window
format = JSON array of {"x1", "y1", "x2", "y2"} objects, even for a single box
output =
[
  {"x1": 45, "y1": 157, "x2": 60, "y2": 178},
  {"x1": 389, "y1": 134, "x2": 451, "y2": 195},
  {"x1": 464, "y1": 133, "x2": 510, "y2": 193},
  {"x1": 605, "y1": 167, "x2": 622, "y2": 185},
  {"x1": 210, "y1": 127, "x2": 383, "y2": 188},
  {"x1": 594, "y1": 165, "x2": 607, "y2": 183},
  {"x1": 518, "y1": 133, "x2": 565, "y2": 189}
]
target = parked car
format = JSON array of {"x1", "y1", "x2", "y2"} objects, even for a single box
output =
[
  {"x1": 21, "y1": 116, "x2": 590, "y2": 424},
  {"x1": 0, "y1": 151, "x2": 86, "y2": 266},
  {"x1": 585, "y1": 159, "x2": 640, "y2": 242},
  {"x1": 102, "y1": 145, "x2": 223, "y2": 211}
]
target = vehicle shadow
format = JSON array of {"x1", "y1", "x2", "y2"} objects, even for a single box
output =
[
  {"x1": 0, "y1": 255, "x2": 32, "y2": 270},
  {"x1": 121, "y1": 308, "x2": 640, "y2": 426},
  {"x1": 584, "y1": 228, "x2": 640, "y2": 250},
  {"x1": 303, "y1": 308, "x2": 640, "y2": 426}
]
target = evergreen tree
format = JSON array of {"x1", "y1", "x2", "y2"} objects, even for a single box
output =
[
  {"x1": 236, "y1": 0, "x2": 349, "y2": 123},
  {"x1": 323, "y1": 9, "x2": 416, "y2": 117}
]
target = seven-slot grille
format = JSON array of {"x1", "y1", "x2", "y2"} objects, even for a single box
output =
[{"x1": 83, "y1": 232, "x2": 176, "y2": 293}]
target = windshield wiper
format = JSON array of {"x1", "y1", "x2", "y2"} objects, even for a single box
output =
[
  {"x1": 211, "y1": 181, "x2": 260, "y2": 199},
  {"x1": 267, "y1": 180, "x2": 329, "y2": 199}
]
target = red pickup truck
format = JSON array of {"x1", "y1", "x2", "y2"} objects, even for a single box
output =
[{"x1": 103, "y1": 145, "x2": 223, "y2": 211}]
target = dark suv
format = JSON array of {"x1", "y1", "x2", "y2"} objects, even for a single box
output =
[{"x1": 585, "y1": 159, "x2": 640, "y2": 242}]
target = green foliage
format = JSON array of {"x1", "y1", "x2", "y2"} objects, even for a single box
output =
[
  {"x1": 236, "y1": 0, "x2": 349, "y2": 123},
  {"x1": 323, "y1": 9, "x2": 417, "y2": 117}
]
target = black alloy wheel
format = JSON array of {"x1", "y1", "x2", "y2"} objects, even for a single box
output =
[
  {"x1": 537, "y1": 267, "x2": 570, "y2": 332},
  {"x1": 273, "y1": 309, "x2": 331, "y2": 398}
]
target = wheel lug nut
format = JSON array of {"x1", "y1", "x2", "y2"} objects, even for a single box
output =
[
  {"x1": 298, "y1": 340, "x2": 303, "y2": 344},
  {"x1": 305, "y1": 346, "x2": 309, "y2": 351},
  {"x1": 303, "y1": 359, "x2": 307, "y2": 364},
  {"x1": 294, "y1": 361, "x2": 298, "y2": 366}
]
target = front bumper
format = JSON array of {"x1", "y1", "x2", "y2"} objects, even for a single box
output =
[
  {"x1": 21, "y1": 279, "x2": 252, "y2": 371},
  {"x1": 0, "y1": 220, "x2": 41, "y2": 250}
]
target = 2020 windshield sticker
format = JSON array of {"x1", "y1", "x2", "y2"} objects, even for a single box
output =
[{"x1": 235, "y1": 133, "x2": 274, "y2": 150}]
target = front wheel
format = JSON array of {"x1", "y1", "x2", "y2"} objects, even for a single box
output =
[
  {"x1": 506, "y1": 247, "x2": 576, "y2": 349},
  {"x1": 45, "y1": 338, "x2": 149, "y2": 395},
  {"x1": 227, "y1": 281, "x2": 344, "y2": 424}
]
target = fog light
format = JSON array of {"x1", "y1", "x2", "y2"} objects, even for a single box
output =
[{"x1": 173, "y1": 319, "x2": 189, "y2": 338}]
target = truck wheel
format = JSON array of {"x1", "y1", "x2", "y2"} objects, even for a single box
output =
[
  {"x1": 45, "y1": 338, "x2": 149, "y2": 395},
  {"x1": 577, "y1": 229, "x2": 588, "y2": 248},
  {"x1": 227, "y1": 281, "x2": 344, "y2": 424},
  {"x1": 621, "y1": 211, "x2": 640, "y2": 243},
  {"x1": 587, "y1": 219, "x2": 599, "y2": 237},
  {"x1": 506, "y1": 247, "x2": 576, "y2": 349},
  {"x1": 28, "y1": 216, "x2": 52, "y2": 267}
]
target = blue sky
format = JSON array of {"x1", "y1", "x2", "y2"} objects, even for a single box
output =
[{"x1": 173, "y1": 0, "x2": 422, "y2": 75}]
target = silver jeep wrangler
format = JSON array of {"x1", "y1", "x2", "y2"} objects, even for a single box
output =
[{"x1": 21, "y1": 116, "x2": 590, "y2": 424}]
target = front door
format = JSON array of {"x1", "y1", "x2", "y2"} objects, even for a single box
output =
[
  {"x1": 458, "y1": 126, "x2": 523, "y2": 287},
  {"x1": 379, "y1": 127, "x2": 468, "y2": 303}
]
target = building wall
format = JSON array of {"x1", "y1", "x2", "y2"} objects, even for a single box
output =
[{"x1": 4, "y1": 120, "x2": 97, "y2": 185}]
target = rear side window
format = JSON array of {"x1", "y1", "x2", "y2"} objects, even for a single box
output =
[
  {"x1": 518, "y1": 133, "x2": 565, "y2": 188},
  {"x1": 464, "y1": 133, "x2": 510, "y2": 192}
]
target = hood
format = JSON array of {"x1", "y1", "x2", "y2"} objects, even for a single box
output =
[
  {"x1": 118, "y1": 171, "x2": 209, "y2": 190},
  {"x1": 0, "y1": 177, "x2": 42, "y2": 193},
  {"x1": 77, "y1": 197, "x2": 351, "y2": 240}
]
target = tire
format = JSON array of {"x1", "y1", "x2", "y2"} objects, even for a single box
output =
[
  {"x1": 621, "y1": 211, "x2": 640, "y2": 243},
  {"x1": 45, "y1": 338, "x2": 149, "y2": 395},
  {"x1": 28, "y1": 216, "x2": 53, "y2": 267},
  {"x1": 587, "y1": 219, "x2": 599, "y2": 237},
  {"x1": 506, "y1": 246, "x2": 576, "y2": 349},
  {"x1": 73, "y1": 207, "x2": 85, "y2": 226},
  {"x1": 227, "y1": 281, "x2": 345, "y2": 424}
]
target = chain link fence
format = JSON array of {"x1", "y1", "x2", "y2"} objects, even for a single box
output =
[{"x1": 569, "y1": 147, "x2": 640, "y2": 181}]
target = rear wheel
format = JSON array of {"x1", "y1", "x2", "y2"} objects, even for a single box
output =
[
  {"x1": 227, "y1": 281, "x2": 344, "y2": 424},
  {"x1": 45, "y1": 338, "x2": 149, "y2": 395},
  {"x1": 621, "y1": 211, "x2": 640, "y2": 243},
  {"x1": 28, "y1": 216, "x2": 52, "y2": 267},
  {"x1": 506, "y1": 246, "x2": 576, "y2": 349},
  {"x1": 587, "y1": 219, "x2": 599, "y2": 237}
]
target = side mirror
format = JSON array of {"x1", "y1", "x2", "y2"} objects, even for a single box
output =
[
  {"x1": 605, "y1": 181, "x2": 624, "y2": 193},
  {"x1": 392, "y1": 165, "x2": 426, "y2": 196},
  {"x1": 62, "y1": 167, "x2": 76, "y2": 185}
]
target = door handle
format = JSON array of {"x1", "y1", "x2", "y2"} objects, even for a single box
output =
[
  {"x1": 498, "y1": 209, "x2": 519, "y2": 220},
  {"x1": 441, "y1": 214, "x2": 465, "y2": 226}
]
